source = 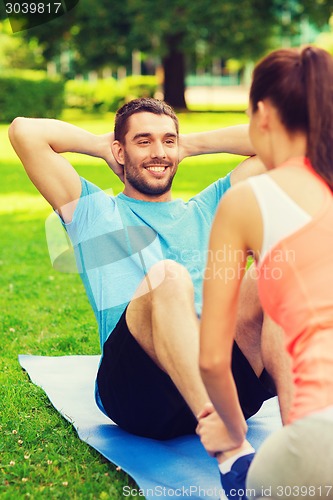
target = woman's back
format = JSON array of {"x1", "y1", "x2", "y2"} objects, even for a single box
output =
[{"x1": 248, "y1": 158, "x2": 333, "y2": 423}]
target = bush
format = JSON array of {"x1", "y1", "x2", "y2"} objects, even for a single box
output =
[
  {"x1": 65, "y1": 78, "x2": 123, "y2": 113},
  {"x1": 65, "y1": 75, "x2": 159, "y2": 113},
  {"x1": 122, "y1": 75, "x2": 158, "y2": 100},
  {"x1": 0, "y1": 71, "x2": 64, "y2": 122}
]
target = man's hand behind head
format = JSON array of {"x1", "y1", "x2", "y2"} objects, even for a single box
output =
[{"x1": 100, "y1": 132, "x2": 125, "y2": 183}]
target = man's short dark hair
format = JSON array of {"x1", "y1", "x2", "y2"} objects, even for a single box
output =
[{"x1": 114, "y1": 98, "x2": 179, "y2": 143}]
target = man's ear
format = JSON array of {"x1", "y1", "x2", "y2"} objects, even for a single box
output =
[{"x1": 111, "y1": 140, "x2": 125, "y2": 165}]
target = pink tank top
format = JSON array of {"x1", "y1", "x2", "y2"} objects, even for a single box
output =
[{"x1": 257, "y1": 164, "x2": 333, "y2": 423}]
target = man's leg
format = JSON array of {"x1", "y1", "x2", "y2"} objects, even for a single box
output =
[
  {"x1": 127, "y1": 259, "x2": 293, "y2": 420},
  {"x1": 234, "y1": 266, "x2": 293, "y2": 423},
  {"x1": 234, "y1": 267, "x2": 264, "y2": 378},
  {"x1": 261, "y1": 315, "x2": 294, "y2": 424},
  {"x1": 126, "y1": 259, "x2": 210, "y2": 417}
]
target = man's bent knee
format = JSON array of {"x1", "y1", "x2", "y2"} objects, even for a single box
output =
[
  {"x1": 131, "y1": 259, "x2": 194, "y2": 304},
  {"x1": 150, "y1": 260, "x2": 194, "y2": 298}
]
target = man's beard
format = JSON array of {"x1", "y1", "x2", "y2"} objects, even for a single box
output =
[{"x1": 123, "y1": 152, "x2": 178, "y2": 196}]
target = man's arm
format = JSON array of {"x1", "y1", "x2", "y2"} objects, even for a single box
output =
[
  {"x1": 179, "y1": 124, "x2": 254, "y2": 160},
  {"x1": 9, "y1": 118, "x2": 117, "y2": 222},
  {"x1": 229, "y1": 155, "x2": 266, "y2": 185},
  {"x1": 179, "y1": 124, "x2": 265, "y2": 184}
]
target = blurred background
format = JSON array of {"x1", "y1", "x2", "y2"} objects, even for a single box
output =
[{"x1": 0, "y1": 0, "x2": 333, "y2": 118}]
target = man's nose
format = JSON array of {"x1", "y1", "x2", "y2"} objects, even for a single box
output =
[{"x1": 151, "y1": 142, "x2": 166, "y2": 158}]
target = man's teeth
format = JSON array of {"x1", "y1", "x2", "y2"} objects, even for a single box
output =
[{"x1": 146, "y1": 166, "x2": 166, "y2": 172}]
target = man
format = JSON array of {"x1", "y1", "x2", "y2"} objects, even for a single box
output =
[{"x1": 9, "y1": 98, "x2": 280, "y2": 444}]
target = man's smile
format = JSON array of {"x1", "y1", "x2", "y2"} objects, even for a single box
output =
[{"x1": 145, "y1": 165, "x2": 167, "y2": 172}]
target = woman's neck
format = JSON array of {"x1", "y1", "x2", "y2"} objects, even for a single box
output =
[{"x1": 270, "y1": 128, "x2": 307, "y2": 169}]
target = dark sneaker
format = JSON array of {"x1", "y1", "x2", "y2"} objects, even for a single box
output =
[{"x1": 220, "y1": 453, "x2": 255, "y2": 500}]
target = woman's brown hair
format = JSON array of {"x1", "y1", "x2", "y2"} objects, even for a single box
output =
[{"x1": 250, "y1": 46, "x2": 333, "y2": 188}]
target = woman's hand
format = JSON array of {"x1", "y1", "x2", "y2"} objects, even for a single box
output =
[{"x1": 196, "y1": 403, "x2": 247, "y2": 456}]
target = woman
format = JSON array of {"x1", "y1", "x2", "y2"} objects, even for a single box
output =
[{"x1": 197, "y1": 46, "x2": 333, "y2": 499}]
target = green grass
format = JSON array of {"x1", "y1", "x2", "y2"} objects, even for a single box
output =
[{"x1": 0, "y1": 110, "x2": 248, "y2": 499}]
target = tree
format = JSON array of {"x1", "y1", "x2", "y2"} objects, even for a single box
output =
[
  {"x1": 125, "y1": 0, "x2": 277, "y2": 108},
  {"x1": 0, "y1": 23, "x2": 46, "y2": 71},
  {"x1": 128, "y1": 0, "x2": 333, "y2": 107},
  {"x1": 4, "y1": 0, "x2": 333, "y2": 108}
]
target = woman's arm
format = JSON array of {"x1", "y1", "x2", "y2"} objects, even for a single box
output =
[{"x1": 199, "y1": 182, "x2": 257, "y2": 449}]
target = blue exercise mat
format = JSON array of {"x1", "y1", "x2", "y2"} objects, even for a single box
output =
[{"x1": 18, "y1": 354, "x2": 282, "y2": 500}]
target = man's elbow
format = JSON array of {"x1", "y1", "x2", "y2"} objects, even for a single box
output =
[{"x1": 230, "y1": 155, "x2": 267, "y2": 185}]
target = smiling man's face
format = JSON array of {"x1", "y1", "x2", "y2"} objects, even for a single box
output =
[{"x1": 119, "y1": 112, "x2": 179, "y2": 201}]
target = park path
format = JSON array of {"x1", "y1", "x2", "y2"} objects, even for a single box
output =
[{"x1": 186, "y1": 85, "x2": 249, "y2": 106}]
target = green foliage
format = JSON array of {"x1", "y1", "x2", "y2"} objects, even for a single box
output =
[
  {"x1": 70, "y1": 0, "x2": 132, "y2": 72},
  {"x1": 65, "y1": 78, "x2": 122, "y2": 112},
  {"x1": 0, "y1": 72, "x2": 64, "y2": 122},
  {"x1": 275, "y1": 0, "x2": 333, "y2": 30},
  {"x1": 20, "y1": 0, "x2": 333, "y2": 69},
  {"x1": 65, "y1": 75, "x2": 158, "y2": 113},
  {"x1": 123, "y1": 75, "x2": 158, "y2": 100},
  {"x1": 126, "y1": 0, "x2": 274, "y2": 62},
  {"x1": 0, "y1": 23, "x2": 46, "y2": 71},
  {"x1": 312, "y1": 12, "x2": 333, "y2": 54},
  {"x1": 16, "y1": 0, "x2": 333, "y2": 107}
]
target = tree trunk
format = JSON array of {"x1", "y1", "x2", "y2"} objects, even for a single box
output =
[{"x1": 162, "y1": 35, "x2": 187, "y2": 109}]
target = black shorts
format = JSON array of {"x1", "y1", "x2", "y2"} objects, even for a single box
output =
[{"x1": 96, "y1": 308, "x2": 275, "y2": 440}]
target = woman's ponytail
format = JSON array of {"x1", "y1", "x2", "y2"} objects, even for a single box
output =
[{"x1": 302, "y1": 46, "x2": 333, "y2": 189}]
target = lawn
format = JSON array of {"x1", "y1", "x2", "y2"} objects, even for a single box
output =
[{"x1": 0, "y1": 110, "x2": 248, "y2": 499}]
